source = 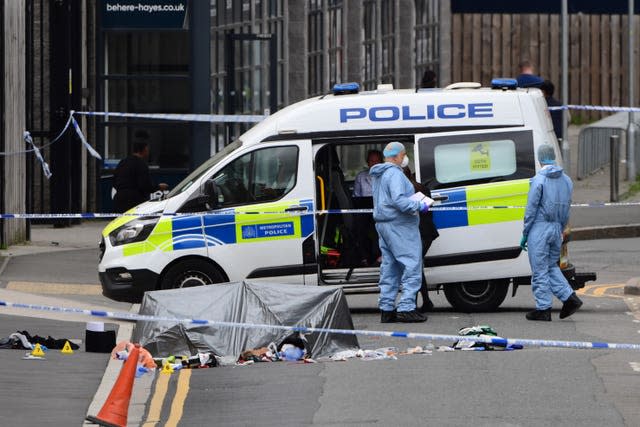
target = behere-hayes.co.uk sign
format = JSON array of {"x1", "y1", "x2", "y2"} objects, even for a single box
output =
[{"x1": 100, "y1": 0, "x2": 188, "y2": 29}]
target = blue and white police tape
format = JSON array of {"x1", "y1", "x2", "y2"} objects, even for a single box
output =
[
  {"x1": 70, "y1": 115, "x2": 101, "y2": 160},
  {"x1": 1, "y1": 115, "x2": 73, "y2": 157},
  {"x1": 3, "y1": 103, "x2": 638, "y2": 159},
  {"x1": 2, "y1": 109, "x2": 265, "y2": 158},
  {"x1": 3, "y1": 114, "x2": 99, "y2": 180},
  {"x1": 23, "y1": 132, "x2": 52, "y2": 179},
  {"x1": 2, "y1": 200, "x2": 640, "y2": 220},
  {"x1": 548, "y1": 104, "x2": 640, "y2": 113},
  {"x1": 1, "y1": 299, "x2": 639, "y2": 350},
  {"x1": 72, "y1": 110, "x2": 266, "y2": 124}
]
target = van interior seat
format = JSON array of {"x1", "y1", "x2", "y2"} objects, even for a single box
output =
[
  {"x1": 316, "y1": 146, "x2": 361, "y2": 267},
  {"x1": 329, "y1": 166, "x2": 354, "y2": 230}
]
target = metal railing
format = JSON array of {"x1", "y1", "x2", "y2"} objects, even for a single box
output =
[{"x1": 577, "y1": 112, "x2": 640, "y2": 180}]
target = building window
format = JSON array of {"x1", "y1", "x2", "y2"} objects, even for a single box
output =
[
  {"x1": 380, "y1": 0, "x2": 395, "y2": 84},
  {"x1": 362, "y1": 0, "x2": 398, "y2": 90},
  {"x1": 308, "y1": 0, "x2": 324, "y2": 96},
  {"x1": 266, "y1": 0, "x2": 286, "y2": 107},
  {"x1": 210, "y1": 0, "x2": 285, "y2": 152},
  {"x1": 100, "y1": 31, "x2": 190, "y2": 169},
  {"x1": 307, "y1": 0, "x2": 345, "y2": 96},
  {"x1": 414, "y1": 0, "x2": 440, "y2": 86},
  {"x1": 327, "y1": 0, "x2": 344, "y2": 88},
  {"x1": 362, "y1": 0, "x2": 377, "y2": 90}
]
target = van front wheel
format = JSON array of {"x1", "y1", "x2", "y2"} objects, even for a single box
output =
[
  {"x1": 160, "y1": 259, "x2": 226, "y2": 290},
  {"x1": 443, "y1": 280, "x2": 509, "y2": 312}
]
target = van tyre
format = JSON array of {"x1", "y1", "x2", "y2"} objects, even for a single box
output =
[
  {"x1": 443, "y1": 280, "x2": 509, "y2": 312},
  {"x1": 160, "y1": 259, "x2": 226, "y2": 290}
]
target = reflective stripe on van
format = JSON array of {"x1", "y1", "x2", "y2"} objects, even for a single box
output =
[
  {"x1": 433, "y1": 178, "x2": 530, "y2": 229},
  {"x1": 113, "y1": 199, "x2": 315, "y2": 257}
]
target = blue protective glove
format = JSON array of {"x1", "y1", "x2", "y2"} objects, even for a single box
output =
[
  {"x1": 419, "y1": 201, "x2": 430, "y2": 213},
  {"x1": 519, "y1": 234, "x2": 528, "y2": 251}
]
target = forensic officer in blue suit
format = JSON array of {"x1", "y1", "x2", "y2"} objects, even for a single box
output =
[
  {"x1": 370, "y1": 141, "x2": 430, "y2": 323},
  {"x1": 521, "y1": 144, "x2": 583, "y2": 321}
]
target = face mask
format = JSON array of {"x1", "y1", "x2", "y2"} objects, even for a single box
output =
[{"x1": 400, "y1": 156, "x2": 410, "y2": 168}]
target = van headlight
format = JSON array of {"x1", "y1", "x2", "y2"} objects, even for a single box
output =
[{"x1": 109, "y1": 217, "x2": 159, "y2": 246}]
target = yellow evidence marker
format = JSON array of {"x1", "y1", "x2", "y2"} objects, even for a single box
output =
[
  {"x1": 61, "y1": 341, "x2": 74, "y2": 355},
  {"x1": 31, "y1": 343, "x2": 45, "y2": 357},
  {"x1": 161, "y1": 362, "x2": 174, "y2": 374},
  {"x1": 23, "y1": 343, "x2": 46, "y2": 360}
]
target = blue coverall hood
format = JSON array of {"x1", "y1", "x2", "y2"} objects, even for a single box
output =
[
  {"x1": 369, "y1": 161, "x2": 396, "y2": 178},
  {"x1": 538, "y1": 164, "x2": 564, "y2": 179}
]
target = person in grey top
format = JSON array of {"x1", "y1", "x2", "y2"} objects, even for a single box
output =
[{"x1": 353, "y1": 149, "x2": 383, "y2": 197}]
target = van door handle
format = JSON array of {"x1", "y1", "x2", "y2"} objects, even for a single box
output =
[
  {"x1": 432, "y1": 194, "x2": 448, "y2": 202},
  {"x1": 285, "y1": 205, "x2": 308, "y2": 212}
]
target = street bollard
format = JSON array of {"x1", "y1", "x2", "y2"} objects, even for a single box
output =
[{"x1": 610, "y1": 135, "x2": 620, "y2": 202}]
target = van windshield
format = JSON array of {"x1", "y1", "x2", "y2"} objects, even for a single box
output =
[{"x1": 166, "y1": 140, "x2": 242, "y2": 198}]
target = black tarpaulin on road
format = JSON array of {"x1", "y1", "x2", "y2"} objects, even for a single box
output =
[{"x1": 132, "y1": 281, "x2": 359, "y2": 359}]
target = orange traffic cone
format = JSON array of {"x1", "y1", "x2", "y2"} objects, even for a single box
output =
[{"x1": 86, "y1": 344, "x2": 140, "y2": 427}]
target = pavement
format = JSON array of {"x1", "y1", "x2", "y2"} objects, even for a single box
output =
[
  {"x1": 0, "y1": 124, "x2": 638, "y2": 425},
  {"x1": 566, "y1": 124, "x2": 640, "y2": 238}
]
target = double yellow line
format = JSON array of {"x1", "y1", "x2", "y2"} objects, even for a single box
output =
[
  {"x1": 577, "y1": 283, "x2": 626, "y2": 298},
  {"x1": 142, "y1": 369, "x2": 192, "y2": 427}
]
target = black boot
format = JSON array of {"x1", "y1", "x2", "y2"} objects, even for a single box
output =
[
  {"x1": 417, "y1": 274, "x2": 434, "y2": 313},
  {"x1": 419, "y1": 297, "x2": 434, "y2": 313},
  {"x1": 525, "y1": 308, "x2": 551, "y2": 321},
  {"x1": 560, "y1": 292, "x2": 583, "y2": 319},
  {"x1": 381, "y1": 310, "x2": 397, "y2": 323},
  {"x1": 396, "y1": 310, "x2": 427, "y2": 323}
]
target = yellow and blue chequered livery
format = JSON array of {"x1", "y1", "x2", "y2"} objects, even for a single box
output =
[
  {"x1": 103, "y1": 199, "x2": 315, "y2": 257},
  {"x1": 433, "y1": 179, "x2": 530, "y2": 229}
]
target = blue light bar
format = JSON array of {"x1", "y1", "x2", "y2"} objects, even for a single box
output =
[
  {"x1": 491, "y1": 78, "x2": 518, "y2": 90},
  {"x1": 332, "y1": 82, "x2": 360, "y2": 95}
]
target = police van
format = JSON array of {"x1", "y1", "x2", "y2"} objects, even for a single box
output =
[{"x1": 98, "y1": 79, "x2": 595, "y2": 310}]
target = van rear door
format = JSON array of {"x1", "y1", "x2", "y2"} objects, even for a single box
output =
[{"x1": 414, "y1": 128, "x2": 536, "y2": 284}]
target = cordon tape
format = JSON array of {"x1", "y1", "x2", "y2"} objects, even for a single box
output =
[
  {"x1": 1, "y1": 200, "x2": 640, "y2": 220},
  {"x1": 5, "y1": 103, "x2": 640, "y2": 180},
  {"x1": 1, "y1": 299, "x2": 639, "y2": 350}
]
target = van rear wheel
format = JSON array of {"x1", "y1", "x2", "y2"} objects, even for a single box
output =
[
  {"x1": 160, "y1": 259, "x2": 225, "y2": 290},
  {"x1": 443, "y1": 280, "x2": 509, "y2": 312}
]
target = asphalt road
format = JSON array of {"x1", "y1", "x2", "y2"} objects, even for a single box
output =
[
  {"x1": 0, "y1": 238, "x2": 638, "y2": 426},
  {"x1": 142, "y1": 287, "x2": 640, "y2": 427},
  {"x1": 0, "y1": 314, "x2": 113, "y2": 427},
  {"x1": 137, "y1": 238, "x2": 640, "y2": 427}
]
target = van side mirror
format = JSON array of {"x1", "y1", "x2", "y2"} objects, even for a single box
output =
[{"x1": 203, "y1": 179, "x2": 220, "y2": 210}]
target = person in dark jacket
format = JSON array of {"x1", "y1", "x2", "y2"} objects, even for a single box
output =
[
  {"x1": 516, "y1": 60, "x2": 544, "y2": 88},
  {"x1": 420, "y1": 69, "x2": 437, "y2": 89},
  {"x1": 403, "y1": 166, "x2": 439, "y2": 311},
  {"x1": 540, "y1": 80, "x2": 564, "y2": 141},
  {"x1": 113, "y1": 141, "x2": 168, "y2": 212}
]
